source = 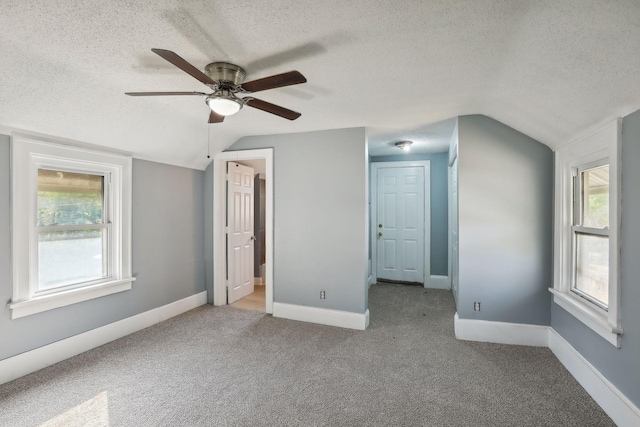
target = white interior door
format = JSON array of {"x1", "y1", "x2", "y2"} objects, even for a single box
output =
[
  {"x1": 227, "y1": 162, "x2": 255, "y2": 303},
  {"x1": 376, "y1": 166, "x2": 425, "y2": 283}
]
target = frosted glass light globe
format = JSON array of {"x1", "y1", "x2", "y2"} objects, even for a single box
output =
[{"x1": 206, "y1": 96, "x2": 242, "y2": 116}]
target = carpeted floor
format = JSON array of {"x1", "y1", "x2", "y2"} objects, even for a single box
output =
[{"x1": 0, "y1": 284, "x2": 614, "y2": 426}]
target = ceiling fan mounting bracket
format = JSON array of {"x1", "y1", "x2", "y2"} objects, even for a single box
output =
[{"x1": 204, "y1": 62, "x2": 246, "y2": 86}]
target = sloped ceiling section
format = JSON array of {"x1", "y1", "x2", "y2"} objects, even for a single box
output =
[{"x1": 1, "y1": 1, "x2": 639, "y2": 170}]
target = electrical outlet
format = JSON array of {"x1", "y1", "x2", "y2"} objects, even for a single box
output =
[
  {"x1": 320, "y1": 290, "x2": 326, "y2": 299},
  {"x1": 474, "y1": 302, "x2": 481, "y2": 312}
]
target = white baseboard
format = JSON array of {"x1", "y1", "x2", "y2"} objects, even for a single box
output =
[
  {"x1": 0, "y1": 291, "x2": 208, "y2": 385},
  {"x1": 273, "y1": 302, "x2": 369, "y2": 330},
  {"x1": 454, "y1": 314, "x2": 640, "y2": 426},
  {"x1": 548, "y1": 329, "x2": 640, "y2": 427},
  {"x1": 367, "y1": 275, "x2": 375, "y2": 288},
  {"x1": 426, "y1": 275, "x2": 450, "y2": 290},
  {"x1": 454, "y1": 313, "x2": 549, "y2": 347}
]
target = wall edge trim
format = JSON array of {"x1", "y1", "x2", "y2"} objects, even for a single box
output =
[
  {"x1": 454, "y1": 314, "x2": 640, "y2": 426},
  {"x1": 426, "y1": 275, "x2": 450, "y2": 290},
  {"x1": 548, "y1": 328, "x2": 640, "y2": 427},
  {"x1": 0, "y1": 291, "x2": 208, "y2": 385},
  {"x1": 454, "y1": 313, "x2": 549, "y2": 346},
  {"x1": 273, "y1": 302, "x2": 369, "y2": 330}
]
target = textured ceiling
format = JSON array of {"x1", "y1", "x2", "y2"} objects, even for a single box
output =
[
  {"x1": 1, "y1": 0, "x2": 640, "y2": 170},
  {"x1": 368, "y1": 118, "x2": 456, "y2": 157}
]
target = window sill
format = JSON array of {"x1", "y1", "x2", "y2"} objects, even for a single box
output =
[
  {"x1": 549, "y1": 288, "x2": 621, "y2": 347},
  {"x1": 8, "y1": 278, "x2": 135, "y2": 320}
]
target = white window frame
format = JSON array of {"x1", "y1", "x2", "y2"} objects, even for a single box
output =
[
  {"x1": 551, "y1": 119, "x2": 622, "y2": 347},
  {"x1": 8, "y1": 134, "x2": 134, "y2": 319}
]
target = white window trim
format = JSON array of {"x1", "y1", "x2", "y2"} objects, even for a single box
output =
[
  {"x1": 8, "y1": 134, "x2": 134, "y2": 319},
  {"x1": 551, "y1": 119, "x2": 622, "y2": 347}
]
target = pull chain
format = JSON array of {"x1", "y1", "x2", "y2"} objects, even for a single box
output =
[{"x1": 207, "y1": 125, "x2": 211, "y2": 159}]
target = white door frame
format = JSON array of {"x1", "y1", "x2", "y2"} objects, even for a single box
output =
[
  {"x1": 448, "y1": 149, "x2": 458, "y2": 304},
  {"x1": 371, "y1": 160, "x2": 431, "y2": 286},
  {"x1": 213, "y1": 148, "x2": 274, "y2": 313}
]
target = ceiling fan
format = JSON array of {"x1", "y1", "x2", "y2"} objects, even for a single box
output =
[{"x1": 126, "y1": 49, "x2": 307, "y2": 123}]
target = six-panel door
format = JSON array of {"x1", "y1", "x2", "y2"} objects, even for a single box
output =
[
  {"x1": 227, "y1": 162, "x2": 255, "y2": 303},
  {"x1": 376, "y1": 166, "x2": 425, "y2": 283}
]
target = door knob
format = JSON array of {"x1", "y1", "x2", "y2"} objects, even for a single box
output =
[
  {"x1": 378, "y1": 232, "x2": 383, "y2": 237},
  {"x1": 250, "y1": 235, "x2": 257, "y2": 241}
]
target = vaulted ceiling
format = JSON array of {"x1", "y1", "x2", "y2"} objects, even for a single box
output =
[{"x1": 2, "y1": 1, "x2": 639, "y2": 169}]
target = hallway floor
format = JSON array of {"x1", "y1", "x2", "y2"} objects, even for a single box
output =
[{"x1": 230, "y1": 284, "x2": 265, "y2": 312}]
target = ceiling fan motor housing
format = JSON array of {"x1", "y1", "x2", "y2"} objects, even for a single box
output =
[{"x1": 205, "y1": 62, "x2": 246, "y2": 86}]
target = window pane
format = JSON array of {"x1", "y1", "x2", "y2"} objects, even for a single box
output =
[
  {"x1": 575, "y1": 233, "x2": 609, "y2": 306},
  {"x1": 37, "y1": 169, "x2": 104, "y2": 226},
  {"x1": 38, "y1": 229, "x2": 107, "y2": 291},
  {"x1": 581, "y1": 165, "x2": 609, "y2": 228}
]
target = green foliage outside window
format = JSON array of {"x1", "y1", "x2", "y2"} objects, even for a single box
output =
[
  {"x1": 587, "y1": 193, "x2": 609, "y2": 228},
  {"x1": 37, "y1": 191, "x2": 104, "y2": 241}
]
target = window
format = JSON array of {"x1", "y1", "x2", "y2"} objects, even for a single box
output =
[
  {"x1": 551, "y1": 120, "x2": 622, "y2": 347},
  {"x1": 9, "y1": 135, "x2": 134, "y2": 319},
  {"x1": 37, "y1": 169, "x2": 109, "y2": 292},
  {"x1": 572, "y1": 163, "x2": 609, "y2": 308}
]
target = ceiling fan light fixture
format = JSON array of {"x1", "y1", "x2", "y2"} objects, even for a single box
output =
[
  {"x1": 206, "y1": 93, "x2": 243, "y2": 116},
  {"x1": 395, "y1": 140, "x2": 413, "y2": 151}
]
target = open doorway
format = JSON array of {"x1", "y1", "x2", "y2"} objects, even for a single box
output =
[{"x1": 212, "y1": 149, "x2": 274, "y2": 313}]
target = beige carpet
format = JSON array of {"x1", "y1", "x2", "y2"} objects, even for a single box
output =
[{"x1": 0, "y1": 284, "x2": 614, "y2": 426}]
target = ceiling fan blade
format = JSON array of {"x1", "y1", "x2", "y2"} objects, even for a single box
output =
[
  {"x1": 241, "y1": 71, "x2": 307, "y2": 93},
  {"x1": 125, "y1": 91, "x2": 206, "y2": 96},
  {"x1": 151, "y1": 48, "x2": 215, "y2": 86},
  {"x1": 245, "y1": 98, "x2": 301, "y2": 120},
  {"x1": 208, "y1": 110, "x2": 225, "y2": 123}
]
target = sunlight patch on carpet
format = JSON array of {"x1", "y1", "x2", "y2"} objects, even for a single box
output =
[{"x1": 39, "y1": 391, "x2": 109, "y2": 427}]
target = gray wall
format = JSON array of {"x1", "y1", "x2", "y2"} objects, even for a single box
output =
[
  {"x1": 457, "y1": 115, "x2": 553, "y2": 325},
  {"x1": 551, "y1": 109, "x2": 640, "y2": 407},
  {"x1": 0, "y1": 136, "x2": 206, "y2": 360},
  {"x1": 229, "y1": 127, "x2": 368, "y2": 314},
  {"x1": 371, "y1": 153, "x2": 449, "y2": 276}
]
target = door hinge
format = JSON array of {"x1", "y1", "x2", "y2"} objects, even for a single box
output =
[
  {"x1": 226, "y1": 173, "x2": 230, "y2": 181},
  {"x1": 226, "y1": 280, "x2": 230, "y2": 289},
  {"x1": 225, "y1": 226, "x2": 229, "y2": 234}
]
